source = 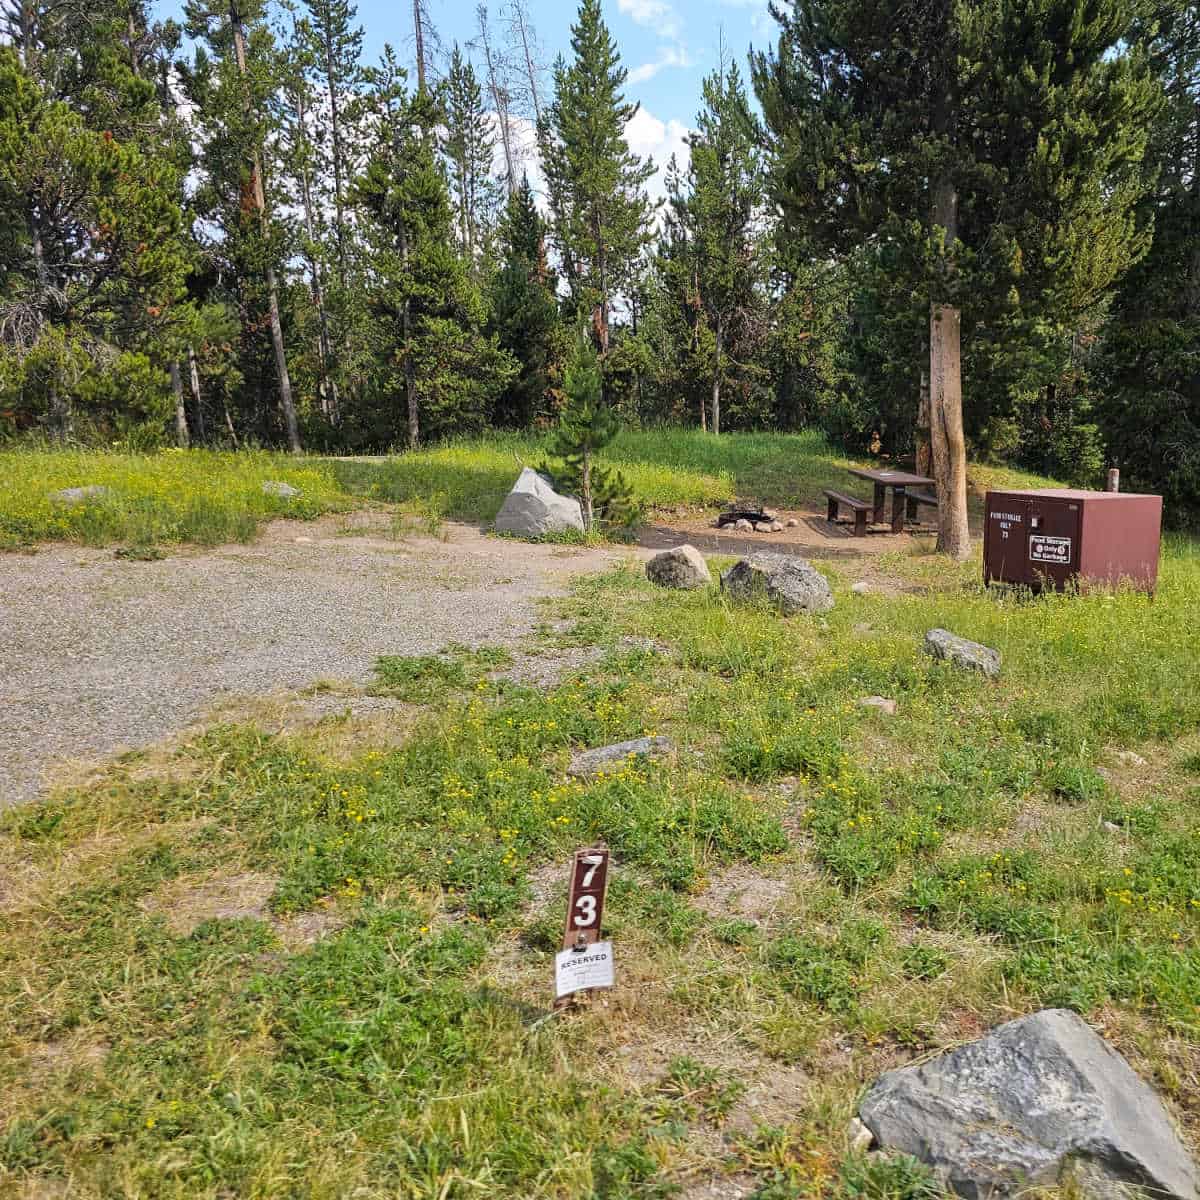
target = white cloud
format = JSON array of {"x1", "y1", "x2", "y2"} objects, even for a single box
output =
[
  {"x1": 624, "y1": 106, "x2": 692, "y2": 202},
  {"x1": 617, "y1": 0, "x2": 681, "y2": 40},
  {"x1": 627, "y1": 44, "x2": 693, "y2": 85}
]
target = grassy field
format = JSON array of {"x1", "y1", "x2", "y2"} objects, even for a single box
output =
[
  {"x1": 0, "y1": 450, "x2": 350, "y2": 551},
  {"x1": 0, "y1": 431, "x2": 1064, "y2": 550},
  {"x1": 2, "y1": 532, "x2": 1198, "y2": 1196},
  {"x1": 330, "y1": 429, "x2": 1062, "y2": 526}
]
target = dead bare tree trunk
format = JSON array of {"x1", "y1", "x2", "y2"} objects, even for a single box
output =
[
  {"x1": 397, "y1": 222, "x2": 418, "y2": 450},
  {"x1": 294, "y1": 82, "x2": 339, "y2": 425},
  {"x1": 478, "y1": 4, "x2": 516, "y2": 195},
  {"x1": 412, "y1": 0, "x2": 427, "y2": 94},
  {"x1": 507, "y1": 0, "x2": 543, "y2": 128},
  {"x1": 230, "y1": 0, "x2": 301, "y2": 454},
  {"x1": 187, "y1": 346, "x2": 207, "y2": 443},
  {"x1": 711, "y1": 315, "x2": 723, "y2": 435},
  {"x1": 170, "y1": 361, "x2": 190, "y2": 447}
]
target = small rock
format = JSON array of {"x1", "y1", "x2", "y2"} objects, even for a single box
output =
[
  {"x1": 722, "y1": 554, "x2": 834, "y2": 616},
  {"x1": 733, "y1": 519, "x2": 754, "y2": 532},
  {"x1": 860, "y1": 1008, "x2": 1200, "y2": 1200},
  {"x1": 1115, "y1": 750, "x2": 1147, "y2": 768},
  {"x1": 294, "y1": 536, "x2": 313, "y2": 544},
  {"x1": 262, "y1": 480, "x2": 300, "y2": 498},
  {"x1": 494, "y1": 467, "x2": 584, "y2": 536},
  {"x1": 568, "y1": 736, "x2": 674, "y2": 779},
  {"x1": 769, "y1": 521, "x2": 784, "y2": 533},
  {"x1": 786, "y1": 518, "x2": 799, "y2": 528},
  {"x1": 923, "y1": 629, "x2": 1001, "y2": 678},
  {"x1": 858, "y1": 696, "x2": 898, "y2": 716},
  {"x1": 755, "y1": 522, "x2": 774, "y2": 533},
  {"x1": 52, "y1": 485, "x2": 109, "y2": 505},
  {"x1": 851, "y1": 581, "x2": 871, "y2": 595},
  {"x1": 1102, "y1": 820, "x2": 1122, "y2": 834},
  {"x1": 847, "y1": 1116, "x2": 874, "y2": 1155},
  {"x1": 646, "y1": 544, "x2": 712, "y2": 590}
]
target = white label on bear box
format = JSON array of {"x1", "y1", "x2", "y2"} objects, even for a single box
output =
[{"x1": 1029, "y1": 535, "x2": 1072, "y2": 564}]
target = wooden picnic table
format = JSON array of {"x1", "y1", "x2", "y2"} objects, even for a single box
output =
[{"x1": 845, "y1": 467, "x2": 936, "y2": 534}]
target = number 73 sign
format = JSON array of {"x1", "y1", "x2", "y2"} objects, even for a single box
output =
[
  {"x1": 554, "y1": 847, "x2": 613, "y2": 1004},
  {"x1": 562, "y1": 847, "x2": 609, "y2": 950}
]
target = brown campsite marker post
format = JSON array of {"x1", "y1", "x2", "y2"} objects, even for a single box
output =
[{"x1": 554, "y1": 847, "x2": 610, "y2": 1009}]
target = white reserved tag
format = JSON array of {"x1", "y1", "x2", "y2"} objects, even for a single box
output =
[{"x1": 555, "y1": 941, "x2": 615, "y2": 999}]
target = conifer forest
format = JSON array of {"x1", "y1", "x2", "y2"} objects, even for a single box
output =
[{"x1": 2, "y1": 0, "x2": 1199, "y2": 527}]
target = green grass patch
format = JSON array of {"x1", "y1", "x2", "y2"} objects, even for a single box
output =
[{"x1": 0, "y1": 449, "x2": 349, "y2": 549}]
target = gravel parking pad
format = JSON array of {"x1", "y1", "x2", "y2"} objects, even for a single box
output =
[{"x1": 0, "y1": 516, "x2": 640, "y2": 806}]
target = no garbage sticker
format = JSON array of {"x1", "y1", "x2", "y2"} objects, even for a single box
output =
[{"x1": 1030, "y1": 535, "x2": 1072, "y2": 565}]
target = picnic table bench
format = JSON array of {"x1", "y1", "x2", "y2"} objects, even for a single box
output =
[{"x1": 824, "y1": 488, "x2": 872, "y2": 537}]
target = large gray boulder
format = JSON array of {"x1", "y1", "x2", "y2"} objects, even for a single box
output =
[
  {"x1": 721, "y1": 553, "x2": 834, "y2": 616},
  {"x1": 860, "y1": 1009, "x2": 1200, "y2": 1200},
  {"x1": 52, "y1": 485, "x2": 109, "y2": 505},
  {"x1": 494, "y1": 468, "x2": 584, "y2": 537},
  {"x1": 568, "y1": 736, "x2": 673, "y2": 778},
  {"x1": 646, "y1": 544, "x2": 712, "y2": 590},
  {"x1": 924, "y1": 628, "x2": 1001, "y2": 678}
]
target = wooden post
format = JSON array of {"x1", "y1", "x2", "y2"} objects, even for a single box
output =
[{"x1": 1106, "y1": 469, "x2": 1120, "y2": 494}]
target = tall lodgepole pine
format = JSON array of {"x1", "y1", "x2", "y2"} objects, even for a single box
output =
[
  {"x1": 543, "y1": 0, "x2": 653, "y2": 357},
  {"x1": 229, "y1": 0, "x2": 301, "y2": 453}
]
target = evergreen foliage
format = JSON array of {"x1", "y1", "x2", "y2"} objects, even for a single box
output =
[
  {"x1": 542, "y1": 337, "x2": 640, "y2": 531},
  {"x1": 542, "y1": 0, "x2": 654, "y2": 355},
  {"x1": 354, "y1": 58, "x2": 514, "y2": 448}
]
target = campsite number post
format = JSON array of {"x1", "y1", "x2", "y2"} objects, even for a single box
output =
[{"x1": 554, "y1": 848, "x2": 613, "y2": 1005}]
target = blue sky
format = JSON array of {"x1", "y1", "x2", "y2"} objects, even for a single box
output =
[{"x1": 161, "y1": 0, "x2": 779, "y2": 197}]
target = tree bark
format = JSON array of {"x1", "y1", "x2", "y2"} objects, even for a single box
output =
[
  {"x1": 230, "y1": 0, "x2": 301, "y2": 454},
  {"x1": 170, "y1": 360, "x2": 190, "y2": 447},
  {"x1": 397, "y1": 222, "x2": 418, "y2": 450},
  {"x1": 711, "y1": 315, "x2": 723, "y2": 435},
  {"x1": 929, "y1": 21, "x2": 969, "y2": 560},
  {"x1": 320, "y1": 22, "x2": 349, "y2": 288},
  {"x1": 295, "y1": 85, "x2": 339, "y2": 424},
  {"x1": 915, "y1": 366, "x2": 932, "y2": 477},
  {"x1": 187, "y1": 346, "x2": 207, "y2": 443},
  {"x1": 412, "y1": 0, "x2": 427, "y2": 94},
  {"x1": 929, "y1": 294, "x2": 970, "y2": 560}
]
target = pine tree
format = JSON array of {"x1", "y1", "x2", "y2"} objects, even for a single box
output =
[
  {"x1": 542, "y1": 337, "x2": 639, "y2": 531},
  {"x1": 489, "y1": 174, "x2": 565, "y2": 428},
  {"x1": 443, "y1": 44, "x2": 498, "y2": 270},
  {"x1": 542, "y1": 0, "x2": 654, "y2": 356},
  {"x1": 753, "y1": 0, "x2": 1161, "y2": 558},
  {"x1": 0, "y1": 45, "x2": 189, "y2": 439},
  {"x1": 356, "y1": 51, "x2": 514, "y2": 448},
  {"x1": 667, "y1": 59, "x2": 767, "y2": 435},
  {"x1": 1099, "y1": 4, "x2": 1200, "y2": 523},
  {"x1": 182, "y1": 0, "x2": 302, "y2": 452}
]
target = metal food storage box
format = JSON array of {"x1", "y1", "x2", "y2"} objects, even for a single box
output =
[{"x1": 984, "y1": 489, "x2": 1163, "y2": 593}]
